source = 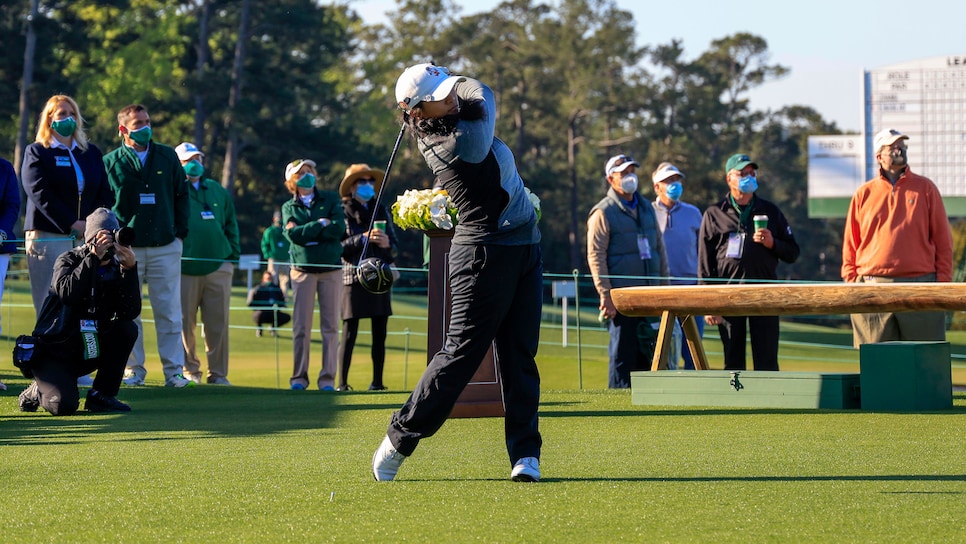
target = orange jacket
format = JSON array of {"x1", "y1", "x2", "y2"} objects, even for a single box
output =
[{"x1": 842, "y1": 167, "x2": 953, "y2": 282}]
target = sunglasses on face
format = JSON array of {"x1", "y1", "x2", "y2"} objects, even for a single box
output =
[{"x1": 612, "y1": 155, "x2": 634, "y2": 168}]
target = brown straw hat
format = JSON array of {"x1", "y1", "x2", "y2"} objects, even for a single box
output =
[{"x1": 339, "y1": 163, "x2": 385, "y2": 198}]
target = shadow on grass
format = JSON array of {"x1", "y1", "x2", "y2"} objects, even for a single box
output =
[
  {"x1": 398, "y1": 474, "x2": 966, "y2": 484},
  {"x1": 538, "y1": 392, "x2": 966, "y2": 417},
  {"x1": 0, "y1": 385, "x2": 403, "y2": 446},
  {"x1": 539, "y1": 474, "x2": 966, "y2": 483}
]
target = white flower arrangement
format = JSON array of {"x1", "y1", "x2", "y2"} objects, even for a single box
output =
[
  {"x1": 391, "y1": 189, "x2": 459, "y2": 231},
  {"x1": 523, "y1": 186, "x2": 541, "y2": 222},
  {"x1": 391, "y1": 186, "x2": 542, "y2": 231}
]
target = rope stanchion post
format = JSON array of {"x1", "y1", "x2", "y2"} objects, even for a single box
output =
[
  {"x1": 403, "y1": 327, "x2": 410, "y2": 390},
  {"x1": 572, "y1": 269, "x2": 583, "y2": 390},
  {"x1": 273, "y1": 303, "x2": 281, "y2": 389}
]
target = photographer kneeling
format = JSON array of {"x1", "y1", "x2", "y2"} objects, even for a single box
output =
[{"x1": 19, "y1": 208, "x2": 141, "y2": 415}]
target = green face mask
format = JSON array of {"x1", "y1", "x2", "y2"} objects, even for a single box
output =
[
  {"x1": 51, "y1": 117, "x2": 77, "y2": 138},
  {"x1": 296, "y1": 173, "x2": 316, "y2": 189},
  {"x1": 183, "y1": 160, "x2": 204, "y2": 178},
  {"x1": 127, "y1": 125, "x2": 152, "y2": 147}
]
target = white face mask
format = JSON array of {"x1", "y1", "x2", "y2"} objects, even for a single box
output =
[{"x1": 619, "y1": 173, "x2": 639, "y2": 194}]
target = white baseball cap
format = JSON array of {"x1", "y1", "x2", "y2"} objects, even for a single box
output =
[
  {"x1": 175, "y1": 142, "x2": 204, "y2": 162},
  {"x1": 652, "y1": 163, "x2": 685, "y2": 184},
  {"x1": 284, "y1": 158, "x2": 317, "y2": 180},
  {"x1": 604, "y1": 154, "x2": 640, "y2": 177},
  {"x1": 873, "y1": 128, "x2": 909, "y2": 151},
  {"x1": 395, "y1": 63, "x2": 464, "y2": 112}
]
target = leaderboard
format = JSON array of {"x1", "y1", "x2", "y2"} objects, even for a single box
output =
[{"x1": 864, "y1": 56, "x2": 966, "y2": 196}]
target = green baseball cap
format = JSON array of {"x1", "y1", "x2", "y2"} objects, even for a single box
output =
[{"x1": 725, "y1": 154, "x2": 758, "y2": 173}]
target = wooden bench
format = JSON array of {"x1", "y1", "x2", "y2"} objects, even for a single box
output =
[{"x1": 610, "y1": 283, "x2": 966, "y2": 371}]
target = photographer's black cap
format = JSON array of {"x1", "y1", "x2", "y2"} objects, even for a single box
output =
[{"x1": 85, "y1": 207, "x2": 120, "y2": 242}]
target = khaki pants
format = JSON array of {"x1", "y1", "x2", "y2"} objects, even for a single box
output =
[
  {"x1": 851, "y1": 274, "x2": 946, "y2": 347},
  {"x1": 181, "y1": 262, "x2": 234, "y2": 381},
  {"x1": 290, "y1": 267, "x2": 342, "y2": 389},
  {"x1": 127, "y1": 239, "x2": 186, "y2": 381}
]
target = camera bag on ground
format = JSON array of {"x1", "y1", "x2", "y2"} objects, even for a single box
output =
[{"x1": 13, "y1": 335, "x2": 37, "y2": 378}]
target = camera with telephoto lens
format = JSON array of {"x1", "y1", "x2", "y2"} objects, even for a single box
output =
[{"x1": 103, "y1": 226, "x2": 136, "y2": 259}]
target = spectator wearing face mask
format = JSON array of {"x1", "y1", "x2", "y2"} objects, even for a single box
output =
[
  {"x1": 281, "y1": 159, "x2": 345, "y2": 391},
  {"x1": 175, "y1": 142, "x2": 240, "y2": 386},
  {"x1": 651, "y1": 162, "x2": 704, "y2": 370},
  {"x1": 698, "y1": 153, "x2": 799, "y2": 371},
  {"x1": 21, "y1": 95, "x2": 113, "y2": 388},
  {"x1": 587, "y1": 154, "x2": 669, "y2": 388},
  {"x1": 103, "y1": 103, "x2": 192, "y2": 388},
  {"x1": 842, "y1": 129, "x2": 952, "y2": 347},
  {"x1": 336, "y1": 164, "x2": 398, "y2": 392}
]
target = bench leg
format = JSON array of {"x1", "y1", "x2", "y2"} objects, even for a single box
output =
[
  {"x1": 681, "y1": 315, "x2": 710, "y2": 370},
  {"x1": 650, "y1": 310, "x2": 677, "y2": 371}
]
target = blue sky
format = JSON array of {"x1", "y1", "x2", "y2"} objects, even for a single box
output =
[{"x1": 345, "y1": 0, "x2": 965, "y2": 132}]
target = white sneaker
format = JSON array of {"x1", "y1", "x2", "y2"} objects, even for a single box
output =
[
  {"x1": 122, "y1": 373, "x2": 145, "y2": 387},
  {"x1": 511, "y1": 457, "x2": 540, "y2": 482},
  {"x1": 165, "y1": 373, "x2": 196, "y2": 388},
  {"x1": 77, "y1": 373, "x2": 95, "y2": 387},
  {"x1": 184, "y1": 374, "x2": 202, "y2": 385},
  {"x1": 372, "y1": 435, "x2": 407, "y2": 481},
  {"x1": 207, "y1": 377, "x2": 232, "y2": 386}
]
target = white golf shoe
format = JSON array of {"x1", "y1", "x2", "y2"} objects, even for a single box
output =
[
  {"x1": 372, "y1": 435, "x2": 407, "y2": 481},
  {"x1": 511, "y1": 457, "x2": 540, "y2": 482}
]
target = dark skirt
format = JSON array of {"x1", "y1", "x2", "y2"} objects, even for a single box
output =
[{"x1": 342, "y1": 282, "x2": 392, "y2": 320}]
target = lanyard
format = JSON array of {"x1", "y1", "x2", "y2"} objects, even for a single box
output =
[{"x1": 728, "y1": 194, "x2": 755, "y2": 233}]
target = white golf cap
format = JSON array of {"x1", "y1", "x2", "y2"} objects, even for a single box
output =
[
  {"x1": 395, "y1": 63, "x2": 464, "y2": 112},
  {"x1": 652, "y1": 162, "x2": 685, "y2": 184},
  {"x1": 175, "y1": 142, "x2": 204, "y2": 161},
  {"x1": 605, "y1": 154, "x2": 640, "y2": 177},
  {"x1": 284, "y1": 158, "x2": 317, "y2": 180},
  {"x1": 873, "y1": 128, "x2": 909, "y2": 151}
]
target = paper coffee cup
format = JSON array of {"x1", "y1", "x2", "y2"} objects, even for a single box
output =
[{"x1": 753, "y1": 215, "x2": 768, "y2": 231}]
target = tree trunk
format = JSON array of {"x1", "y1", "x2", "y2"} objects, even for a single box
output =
[
  {"x1": 193, "y1": 0, "x2": 212, "y2": 149},
  {"x1": 221, "y1": 0, "x2": 252, "y2": 193},
  {"x1": 14, "y1": 0, "x2": 41, "y2": 177}
]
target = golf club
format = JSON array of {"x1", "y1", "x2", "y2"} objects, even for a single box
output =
[{"x1": 356, "y1": 123, "x2": 406, "y2": 294}]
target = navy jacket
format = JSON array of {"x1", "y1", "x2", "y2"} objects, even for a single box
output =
[
  {"x1": 21, "y1": 142, "x2": 113, "y2": 235},
  {"x1": 0, "y1": 158, "x2": 21, "y2": 254}
]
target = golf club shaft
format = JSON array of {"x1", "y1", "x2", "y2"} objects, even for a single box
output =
[{"x1": 358, "y1": 123, "x2": 406, "y2": 264}]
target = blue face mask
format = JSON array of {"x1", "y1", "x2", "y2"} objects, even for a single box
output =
[
  {"x1": 665, "y1": 181, "x2": 683, "y2": 201},
  {"x1": 738, "y1": 175, "x2": 758, "y2": 194},
  {"x1": 296, "y1": 173, "x2": 316, "y2": 189},
  {"x1": 356, "y1": 182, "x2": 375, "y2": 201}
]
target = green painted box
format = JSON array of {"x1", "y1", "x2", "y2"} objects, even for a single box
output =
[
  {"x1": 630, "y1": 371, "x2": 861, "y2": 409},
  {"x1": 859, "y1": 341, "x2": 952, "y2": 411}
]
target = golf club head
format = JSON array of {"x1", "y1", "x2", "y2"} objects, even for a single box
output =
[{"x1": 357, "y1": 257, "x2": 394, "y2": 294}]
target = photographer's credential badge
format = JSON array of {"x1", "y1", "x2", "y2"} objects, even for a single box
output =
[{"x1": 81, "y1": 319, "x2": 100, "y2": 360}]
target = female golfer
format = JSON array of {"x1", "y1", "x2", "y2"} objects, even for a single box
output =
[{"x1": 372, "y1": 63, "x2": 543, "y2": 482}]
